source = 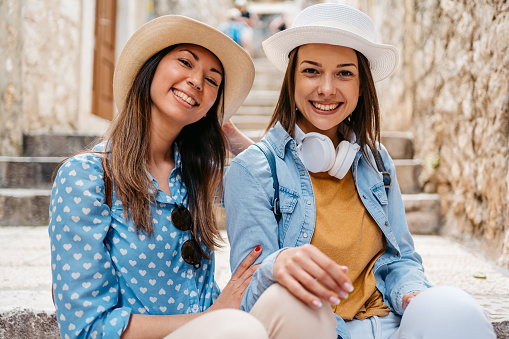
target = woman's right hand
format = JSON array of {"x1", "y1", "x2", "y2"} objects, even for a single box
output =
[
  {"x1": 207, "y1": 245, "x2": 262, "y2": 311},
  {"x1": 273, "y1": 244, "x2": 353, "y2": 308}
]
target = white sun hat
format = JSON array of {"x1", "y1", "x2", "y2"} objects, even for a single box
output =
[
  {"x1": 114, "y1": 15, "x2": 255, "y2": 124},
  {"x1": 262, "y1": 3, "x2": 399, "y2": 82}
]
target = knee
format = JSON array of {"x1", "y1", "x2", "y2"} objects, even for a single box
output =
[
  {"x1": 216, "y1": 309, "x2": 268, "y2": 339},
  {"x1": 401, "y1": 286, "x2": 495, "y2": 338},
  {"x1": 253, "y1": 283, "x2": 337, "y2": 338},
  {"x1": 409, "y1": 286, "x2": 485, "y2": 318}
]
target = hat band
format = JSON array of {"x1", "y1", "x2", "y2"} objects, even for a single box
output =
[{"x1": 300, "y1": 20, "x2": 373, "y2": 42}]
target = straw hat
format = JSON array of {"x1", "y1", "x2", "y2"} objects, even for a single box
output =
[
  {"x1": 262, "y1": 3, "x2": 399, "y2": 82},
  {"x1": 113, "y1": 15, "x2": 255, "y2": 124}
]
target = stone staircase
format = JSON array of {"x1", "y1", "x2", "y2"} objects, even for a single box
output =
[
  {"x1": 0, "y1": 133, "x2": 101, "y2": 226},
  {"x1": 0, "y1": 57, "x2": 440, "y2": 235}
]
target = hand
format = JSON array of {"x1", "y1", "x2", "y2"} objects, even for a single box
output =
[
  {"x1": 402, "y1": 291, "x2": 422, "y2": 310},
  {"x1": 208, "y1": 245, "x2": 262, "y2": 311},
  {"x1": 221, "y1": 120, "x2": 254, "y2": 156},
  {"x1": 273, "y1": 244, "x2": 353, "y2": 308}
]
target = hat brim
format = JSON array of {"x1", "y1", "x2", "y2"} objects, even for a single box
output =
[
  {"x1": 113, "y1": 15, "x2": 255, "y2": 124},
  {"x1": 262, "y1": 26, "x2": 398, "y2": 82}
]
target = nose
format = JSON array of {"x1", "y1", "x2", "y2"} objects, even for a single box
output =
[
  {"x1": 187, "y1": 75, "x2": 202, "y2": 91},
  {"x1": 318, "y1": 75, "x2": 336, "y2": 97}
]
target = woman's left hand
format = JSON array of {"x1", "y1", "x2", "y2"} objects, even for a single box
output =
[{"x1": 402, "y1": 291, "x2": 422, "y2": 310}]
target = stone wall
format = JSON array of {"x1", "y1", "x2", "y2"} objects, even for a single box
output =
[
  {"x1": 23, "y1": 0, "x2": 82, "y2": 134},
  {"x1": 369, "y1": 0, "x2": 509, "y2": 267},
  {"x1": 0, "y1": 0, "x2": 23, "y2": 156},
  {"x1": 0, "y1": 0, "x2": 83, "y2": 156}
]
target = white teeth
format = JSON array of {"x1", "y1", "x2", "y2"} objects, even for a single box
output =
[
  {"x1": 173, "y1": 89, "x2": 197, "y2": 106},
  {"x1": 312, "y1": 102, "x2": 340, "y2": 111}
]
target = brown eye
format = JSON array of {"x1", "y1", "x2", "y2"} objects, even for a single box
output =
[{"x1": 179, "y1": 59, "x2": 191, "y2": 67}]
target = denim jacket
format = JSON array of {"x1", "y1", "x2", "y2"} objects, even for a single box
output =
[{"x1": 224, "y1": 123, "x2": 432, "y2": 339}]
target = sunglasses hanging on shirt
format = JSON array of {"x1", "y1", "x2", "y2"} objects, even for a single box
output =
[{"x1": 171, "y1": 204, "x2": 203, "y2": 269}]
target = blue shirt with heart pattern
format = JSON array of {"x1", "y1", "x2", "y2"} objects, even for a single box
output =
[{"x1": 48, "y1": 142, "x2": 220, "y2": 338}]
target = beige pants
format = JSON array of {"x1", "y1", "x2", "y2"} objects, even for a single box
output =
[{"x1": 164, "y1": 283, "x2": 337, "y2": 339}]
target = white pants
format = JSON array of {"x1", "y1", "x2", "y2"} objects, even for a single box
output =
[
  {"x1": 164, "y1": 283, "x2": 337, "y2": 339},
  {"x1": 346, "y1": 286, "x2": 496, "y2": 339}
]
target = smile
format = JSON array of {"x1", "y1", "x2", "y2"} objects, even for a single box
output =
[
  {"x1": 173, "y1": 89, "x2": 197, "y2": 106},
  {"x1": 311, "y1": 101, "x2": 341, "y2": 111}
]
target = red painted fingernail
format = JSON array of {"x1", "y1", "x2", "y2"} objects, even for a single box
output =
[{"x1": 255, "y1": 245, "x2": 261, "y2": 252}]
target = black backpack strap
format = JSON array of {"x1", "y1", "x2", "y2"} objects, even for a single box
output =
[
  {"x1": 374, "y1": 149, "x2": 392, "y2": 191},
  {"x1": 254, "y1": 142, "x2": 282, "y2": 223}
]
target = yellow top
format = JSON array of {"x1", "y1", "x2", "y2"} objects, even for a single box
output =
[{"x1": 309, "y1": 170, "x2": 390, "y2": 320}]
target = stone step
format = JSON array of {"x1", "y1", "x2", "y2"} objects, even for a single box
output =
[
  {"x1": 0, "y1": 189, "x2": 51, "y2": 226},
  {"x1": 0, "y1": 189, "x2": 436, "y2": 230},
  {"x1": 0, "y1": 156, "x2": 63, "y2": 189},
  {"x1": 243, "y1": 90, "x2": 280, "y2": 107},
  {"x1": 394, "y1": 159, "x2": 422, "y2": 194},
  {"x1": 231, "y1": 115, "x2": 272, "y2": 130},
  {"x1": 236, "y1": 105, "x2": 275, "y2": 116},
  {"x1": 403, "y1": 193, "x2": 441, "y2": 235},
  {"x1": 252, "y1": 73, "x2": 284, "y2": 91},
  {"x1": 381, "y1": 131, "x2": 414, "y2": 160},
  {"x1": 23, "y1": 132, "x2": 100, "y2": 157}
]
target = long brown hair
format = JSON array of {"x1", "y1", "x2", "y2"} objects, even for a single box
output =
[
  {"x1": 105, "y1": 44, "x2": 226, "y2": 254},
  {"x1": 267, "y1": 47, "x2": 381, "y2": 165},
  {"x1": 53, "y1": 45, "x2": 226, "y2": 255}
]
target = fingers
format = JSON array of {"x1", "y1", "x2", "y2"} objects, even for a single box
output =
[
  {"x1": 273, "y1": 245, "x2": 353, "y2": 308},
  {"x1": 294, "y1": 246, "x2": 352, "y2": 298},
  {"x1": 231, "y1": 245, "x2": 262, "y2": 280},
  {"x1": 402, "y1": 291, "x2": 422, "y2": 310}
]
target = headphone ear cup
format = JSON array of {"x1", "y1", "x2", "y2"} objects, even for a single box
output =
[
  {"x1": 328, "y1": 141, "x2": 359, "y2": 179},
  {"x1": 299, "y1": 133, "x2": 336, "y2": 173}
]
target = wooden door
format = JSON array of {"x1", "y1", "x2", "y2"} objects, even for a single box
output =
[{"x1": 92, "y1": 0, "x2": 117, "y2": 120}]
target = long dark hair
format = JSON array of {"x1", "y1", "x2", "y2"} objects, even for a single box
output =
[
  {"x1": 267, "y1": 47, "x2": 381, "y2": 165},
  {"x1": 104, "y1": 44, "x2": 226, "y2": 254}
]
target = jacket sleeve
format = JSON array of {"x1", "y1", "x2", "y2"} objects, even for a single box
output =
[
  {"x1": 379, "y1": 145, "x2": 433, "y2": 315},
  {"x1": 49, "y1": 154, "x2": 131, "y2": 338},
  {"x1": 223, "y1": 149, "x2": 285, "y2": 311}
]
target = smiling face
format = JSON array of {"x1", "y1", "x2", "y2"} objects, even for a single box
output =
[
  {"x1": 150, "y1": 44, "x2": 223, "y2": 131},
  {"x1": 294, "y1": 44, "x2": 360, "y2": 141}
]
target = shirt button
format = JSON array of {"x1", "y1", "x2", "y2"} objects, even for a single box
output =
[
  {"x1": 362, "y1": 195, "x2": 366, "y2": 199},
  {"x1": 303, "y1": 233, "x2": 308, "y2": 238},
  {"x1": 306, "y1": 200, "x2": 311, "y2": 205},
  {"x1": 385, "y1": 221, "x2": 389, "y2": 227}
]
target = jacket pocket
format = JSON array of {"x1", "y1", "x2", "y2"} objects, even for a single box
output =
[
  {"x1": 277, "y1": 186, "x2": 299, "y2": 247},
  {"x1": 371, "y1": 182, "x2": 388, "y2": 206},
  {"x1": 278, "y1": 186, "x2": 299, "y2": 213}
]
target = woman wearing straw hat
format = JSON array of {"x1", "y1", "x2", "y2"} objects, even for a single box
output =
[
  {"x1": 49, "y1": 15, "x2": 336, "y2": 339},
  {"x1": 225, "y1": 3, "x2": 495, "y2": 339}
]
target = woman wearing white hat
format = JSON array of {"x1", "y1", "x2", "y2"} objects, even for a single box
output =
[
  {"x1": 225, "y1": 3, "x2": 495, "y2": 339},
  {"x1": 49, "y1": 15, "x2": 335, "y2": 339}
]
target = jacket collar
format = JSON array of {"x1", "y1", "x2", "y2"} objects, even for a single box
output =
[{"x1": 264, "y1": 122, "x2": 294, "y2": 159}]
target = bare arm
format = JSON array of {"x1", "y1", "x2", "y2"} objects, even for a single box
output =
[{"x1": 121, "y1": 246, "x2": 262, "y2": 338}]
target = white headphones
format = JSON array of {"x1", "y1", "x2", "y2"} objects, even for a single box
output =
[{"x1": 294, "y1": 124, "x2": 360, "y2": 179}]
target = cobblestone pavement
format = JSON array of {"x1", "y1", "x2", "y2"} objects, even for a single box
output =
[{"x1": 1, "y1": 226, "x2": 508, "y2": 326}]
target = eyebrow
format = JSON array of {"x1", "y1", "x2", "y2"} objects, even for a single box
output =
[
  {"x1": 301, "y1": 60, "x2": 358, "y2": 68},
  {"x1": 179, "y1": 48, "x2": 223, "y2": 77}
]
